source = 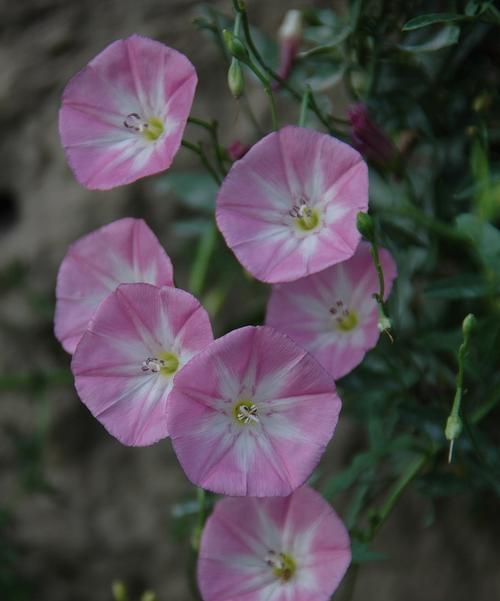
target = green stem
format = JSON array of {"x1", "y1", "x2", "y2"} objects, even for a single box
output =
[
  {"x1": 181, "y1": 140, "x2": 222, "y2": 185},
  {"x1": 380, "y1": 203, "x2": 470, "y2": 243},
  {"x1": 243, "y1": 57, "x2": 278, "y2": 130},
  {"x1": 189, "y1": 223, "x2": 217, "y2": 298},
  {"x1": 368, "y1": 453, "x2": 428, "y2": 540},
  {"x1": 298, "y1": 85, "x2": 312, "y2": 127},
  {"x1": 445, "y1": 314, "x2": 475, "y2": 461},
  {"x1": 233, "y1": 0, "x2": 334, "y2": 133},
  {"x1": 187, "y1": 118, "x2": 227, "y2": 177}
]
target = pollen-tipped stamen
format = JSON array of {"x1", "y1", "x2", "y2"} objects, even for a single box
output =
[{"x1": 124, "y1": 113, "x2": 164, "y2": 141}]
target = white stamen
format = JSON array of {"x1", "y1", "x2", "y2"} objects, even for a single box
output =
[
  {"x1": 124, "y1": 112, "x2": 148, "y2": 132},
  {"x1": 237, "y1": 404, "x2": 259, "y2": 424},
  {"x1": 141, "y1": 357, "x2": 165, "y2": 373},
  {"x1": 289, "y1": 198, "x2": 312, "y2": 219}
]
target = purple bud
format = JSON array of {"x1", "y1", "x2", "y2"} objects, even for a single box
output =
[{"x1": 348, "y1": 103, "x2": 399, "y2": 170}]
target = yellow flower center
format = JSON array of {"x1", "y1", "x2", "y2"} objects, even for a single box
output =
[
  {"x1": 289, "y1": 199, "x2": 320, "y2": 232},
  {"x1": 158, "y1": 351, "x2": 179, "y2": 375},
  {"x1": 266, "y1": 551, "x2": 296, "y2": 582},
  {"x1": 337, "y1": 310, "x2": 358, "y2": 332},
  {"x1": 143, "y1": 117, "x2": 164, "y2": 141}
]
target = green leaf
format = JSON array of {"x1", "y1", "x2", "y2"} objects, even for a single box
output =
[
  {"x1": 399, "y1": 25, "x2": 460, "y2": 52},
  {"x1": 455, "y1": 213, "x2": 500, "y2": 275},
  {"x1": 156, "y1": 170, "x2": 217, "y2": 212},
  {"x1": 402, "y1": 13, "x2": 463, "y2": 31},
  {"x1": 351, "y1": 540, "x2": 388, "y2": 563},
  {"x1": 424, "y1": 273, "x2": 500, "y2": 299}
]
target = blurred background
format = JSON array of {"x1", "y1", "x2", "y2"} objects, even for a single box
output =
[{"x1": 1, "y1": 1, "x2": 499, "y2": 600}]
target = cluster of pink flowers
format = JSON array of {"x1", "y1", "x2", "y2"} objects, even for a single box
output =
[{"x1": 56, "y1": 33, "x2": 397, "y2": 601}]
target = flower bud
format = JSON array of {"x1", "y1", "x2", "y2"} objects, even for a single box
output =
[
  {"x1": 228, "y1": 58, "x2": 244, "y2": 99},
  {"x1": 140, "y1": 592, "x2": 157, "y2": 601},
  {"x1": 462, "y1": 313, "x2": 476, "y2": 338},
  {"x1": 278, "y1": 9, "x2": 303, "y2": 42},
  {"x1": 228, "y1": 139, "x2": 250, "y2": 161},
  {"x1": 348, "y1": 103, "x2": 399, "y2": 170},
  {"x1": 274, "y1": 10, "x2": 303, "y2": 86},
  {"x1": 356, "y1": 211, "x2": 374, "y2": 241},
  {"x1": 223, "y1": 30, "x2": 249, "y2": 62},
  {"x1": 445, "y1": 414, "x2": 462, "y2": 441}
]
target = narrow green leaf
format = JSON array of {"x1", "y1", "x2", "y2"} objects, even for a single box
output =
[
  {"x1": 399, "y1": 25, "x2": 460, "y2": 52},
  {"x1": 424, "y1": 274, "x2": 500, "y2": 299},
  {"x1": 402, "y1": 13, "x2": 463, "y2": 31},
  {"x1": 351, "y1": 540, "x2": 388, "y2": 563}
]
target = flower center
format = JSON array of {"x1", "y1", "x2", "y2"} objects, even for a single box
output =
[
  {"x1": 265, "y1": 551, "x2": 296, "y2": 582},
  {"x1": 124, "y1": 113, "x2": 164, "y2": 141},
  {"x1": 329, "y1": 300, "x2": 358, "y2": 332},
  {"x1": 232, "y1": 400, "x2": 259, "y2": 425},
  {"x1": 289, "y1": 198, "x2": 319, "y2": 232},
  {"x1": 141, "y1": 352, "x2": 179, "y2": 376}
]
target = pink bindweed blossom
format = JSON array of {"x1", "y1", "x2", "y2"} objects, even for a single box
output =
[
  {"x1": 55, "y1": 218, "x2": 173, "y2": 354},
  {"x1": 197, "y1": 485, "x2": 351, "y2": 601},
  {"x1": 71, "y1": 283, "x2": 213, "y2": 446},
  {"x1": 167, "y1": 325, "x2": 341, "y2": 496},
  {"x1": 266, "y1": 241, "x2": 397, "y2": 380},
  {"x1": 216, "y1": 125, "x2": 368, "y2": 283},
  {"x1": 59, "y1": 34, "x2": 197, "y2": 189}
]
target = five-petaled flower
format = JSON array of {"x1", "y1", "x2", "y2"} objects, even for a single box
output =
[
  {"x1": 197, "y1": 485, "x2": 351, "y2": 601},
  {"x1": 167, "y1": 326, "x2": 342, "y2": 496},
  {"x1": 59, "y1": 34, "x2": 197, "y2": 189},
  {"x1": 216, "y1": 125, "x2": 368, "y2": 283},
  {"x1": 71, "y1": 283, "x2": 213, "y2": 446},
  {"x1": 55, "y1": 218, "x2": 173, "y2": 354},
  {"x1": 266, "y1": 242, "x2": 397, "y2": 380}
]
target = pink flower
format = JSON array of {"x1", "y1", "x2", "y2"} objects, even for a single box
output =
[
  {"x1": 266, "y1": 242, "x2": 397, "y2": 379},
  {"x1": 216, "y1": 126, "x2": 368, "y2": 283},
  {"x1": 71, "y1": 283, "x2": 213, "y2": 446},
  {"x1": 59, "y1": 35, "x2": 197, "y2": 189},
  {"x1": 167, "y1": 326, "x2": 341, "y2": 496},
  {"x1": 197, "y1": 485, "x2": 351, "y2": 601},
  {"x1": 55, "y1": 218, "x2": 173, "y2": 354}
]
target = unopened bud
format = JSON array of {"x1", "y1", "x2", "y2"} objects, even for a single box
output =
[
  {"x1": 112, "y1": 581, "x2": 128, "y2": 601},
  {"x1": 140, "y1": 592, "x2": 157, "y2": 601},
  {"x1": 445, "y1": 414, "x2": 462, "y2": 441},
  {"x1": 228, "y1": 58, "x2": 244, "y2": 99},
  {"x1": 462, "y1": 313, "x2": 476, "y2": 338},
  {"x1": 356, "y1": 212, "x2": 374, "y2": 241},
  {"x1": 223, "y1": 30, "x2": 249, "y2": 62},
  {"x1": 278, "y1": 9, "x2": 303, "y2": 42},
  {"x1": 275, "y1": 9, "x2": 303, "y2": 85}
]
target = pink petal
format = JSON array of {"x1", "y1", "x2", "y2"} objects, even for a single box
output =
[
  {"x1": 71, "y1": 283, "x2": 213, "y2": 446},
  {"x1": 216, "y1": 125, "x2": 368, "y2": 283},
  {"x1": 266, "y1": 242, "x2": 397, "y2": 379},
  {"x1": 55, "y1": 218, "x2": 173, "y2": 354},
  {"x1": 59, "y1": 34, "x2": 197, "y2": 189},
  {"x1": 168, "y1": 326, "x2": 341, "y2": 496},
  {"x1": 197, "y1": 486, "x2": 351, "y2": 601}
]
